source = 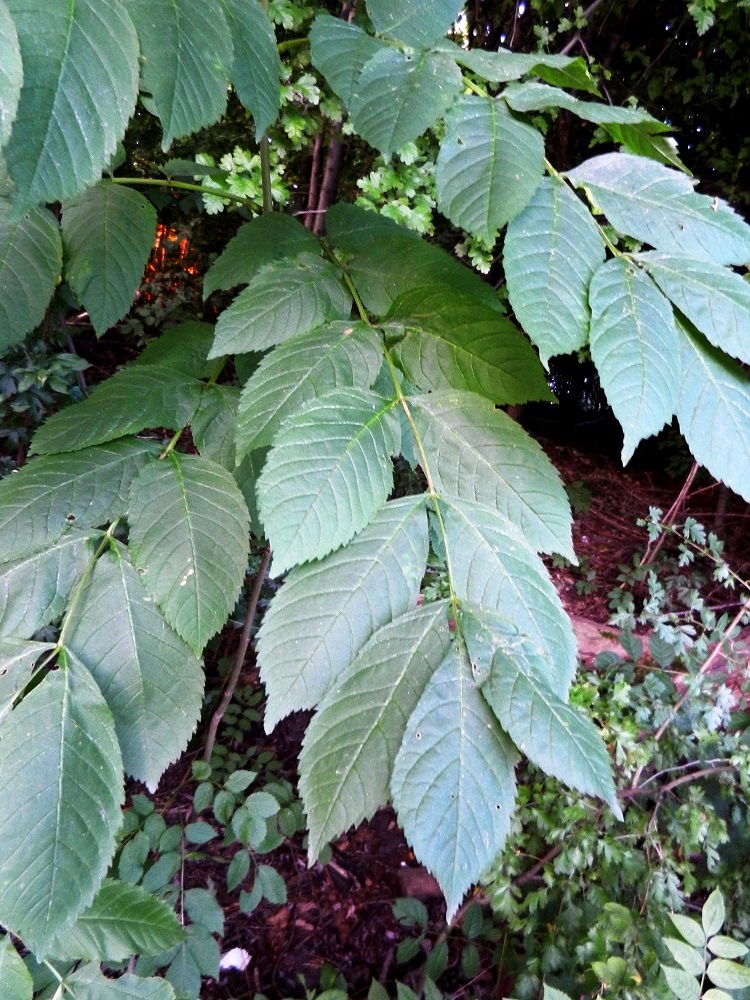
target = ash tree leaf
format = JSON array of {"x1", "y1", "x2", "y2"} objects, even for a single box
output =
[
  {"x1": 638, "y1": 252, "x2": 750, "y2": 366},
  {"x1": 203, "y1": 213, "x2": 320, "y2": 298},
  {"x1": 310, "y1": 15, "x2": 386, "y2": 108},
  {"x1": 300, "y1": 601, "x2": 452, "y2": 860},
  {"x1": 0, "y1": 202, "x2": 62, "y2": 352},
  {"x1": 436, "y1": 95, "x2": 545, "y2": 244},
  {"x1": 349, "y1": 48, "x2": 462, "y2": 157},
  {"x1": 388, "y1": 285, "x2": 552, "y2": 404},
  {"x1": 220, "y1": 0, "x2": 281, "y2": 136},
  {"x1": 706, "y1": 960, "x2": 750, "y2": 990},
  {"x1": 703, "y1": 888, "x2": 726, "y2": 937},
  {"x1": 0, "y1": 933, "x2": 32, "y2": 1000},
  {"x1": 0, "y1": 639, "x2": 53, "y2": 725},
  {"x1": 670, "y1": 914, "x2": 706, "y2": 949},
  {"x1": 31, "y1": 365, "x2": 204, "y2": 456},
  {"x1": 4, "y1": 0, "x2": 139, "y2": 214},
  {"x1": 391, "y1": 642, "x2": 518, "y2": 922},
  {"x1": 661, "y1": 966, "x2": 700, "y2": 1000},
  {"x1": 663, "y1": 937, "x2": 706, "y2": 976},
  {"x1": 567, "y1": 152, "x2": 750, "y2": 266},
  {"x1": 132, "y1": 321, "x2": 215, "y2": 378},
  {"x1": 128, "y1": 453, "x2": 250, "y2": 654},
  {"x1": 257, "y1": 388, "x2": 401, "y2": 575},
  {"x1": 410, "y1": 390, "x2": 574, "y2": 559},
  {"x1": 589, "y1": 257, "x2": 680, "y2": 463},
  {"x1": 707, "y1": 936, "x2": 749, "y2": 960},
  {"x1": 0, "y1": 0, "x2": 22, "y2": 150},
  {"x1": 209, "y1": 254, "x2": 352, "y2": 357},
  {"x1": 0, "y1": 650, "x2": 123, "y2": 956},
  {"x1": 235, "y1": 321, "x2": 383, "y2": 457},
  {"x1": 65, "y1": 965, "x2": 176, "y2": 1000},
  {"x1": 62, "y1": 182, "x2": 157, "y2": 336},
  {"x1": 64, "y1": 546, "x2": 205, "y2": 791},
  {"x1": 503, "y1": 82, "x2": 668, "y2": 130},
  {"x1": 0, "y1": 438, "x2": 159, "y2": 563},
  {"x1": 366, "y1": 0, "x2": 463, "y2": 46},
  {"x1": 504, "y1": 176, "x2": 606, "y2": 366},
  {"x1": 257, "y1": 495, "x2": 428, "y2": 729},
  {"x1": 125, "y1": 0, "x2": 232, "y2": 150},
  {"x1": 191, "y1": 383, "x2": 242, "y2": 470}
]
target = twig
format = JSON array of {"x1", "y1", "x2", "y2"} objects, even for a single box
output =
[
  {"x1": 513, "y1": 841, "x2": 565, "y2": 886},
  {"x1": 623, "y1": 764, "x2": 737, "y2": 799},
  {"x1": 639, "y1": 461, "x2": 699, "y2": 569},
  {"x1": 559, "y1": 0, "x2": 609, "y2": 54}
]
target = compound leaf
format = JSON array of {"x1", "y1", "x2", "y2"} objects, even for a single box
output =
[
  {"x1": 310, "y1": 14, "x2": 386, "y2": 108},
  {"x1": 366, "y1": 0, "x2": 463, "y2": 46},
  {"x1": 220, "y1": 0, "x2": 281, "y2": 136},
  {"x1": 64, "y1": 966, "x2": 176, "y2": 1000},
  {"x1": 0, "y1": 639, "x2": 53, "y2": 725}
]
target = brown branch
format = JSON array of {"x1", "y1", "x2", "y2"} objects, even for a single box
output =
[
  {"x1": 639, "y1": 461, "x2": 699, "y2": 569},
  {"x1": 513, "y1": 841, "x2": 565, "y2": 886},
  {"x1": 313, "y1": 122, "x2": 344, "y2": 236},
  {"x1": 623, "y1": 764, "x2": 738, "y2": 800}
]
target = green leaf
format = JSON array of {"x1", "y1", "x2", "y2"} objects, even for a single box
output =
[
  {"x1": 707, "y1": 936, "x2": 749, "y2": 959},
  {"x1": 64, "y1": 546, "x2": 204, "y2": 791},
  {"x1": 604, "y1": 123, "x2": 691, "y2": 172},
  {"x1": 676, "y1": 320, "x2": 750, "y2": 503},
  {"x1": 0, "y1": 934, "x2": 31, "y2": 1000},
  {"x1": 702, "y1": 990, "x2": 735, "y2": 1000},
  {"x1": 0, "y1": 529, "x2": 100, "y2": 638},
  {"x1": 663, "y1": 937, "x2": 707, "y2": 976},
  {"x1": 389, "y1": 285, "x2": 552, "y2": 404},
  {"x1": 366, "y1": 0, "x2": 462, "y2": 46},
  {"x1": 703, "y1": 889, "x2": 726, "y2": 937},
  {"x1": 184, "y1": 887, "x2": 224, "y2": 935},
  {"x1": 437, "y1": 40, "x2": 584, "y2": 84},
  {"x1": 410, "y1": 390, "x2": 574, "y2": 559},
  {"x1": 257, "y1": 495, "x2": 428, "y2": 729},
  {"x1": 257, "y1": 388, "x2": 400, "y2": 575},
  {"x1": 133, "y1": 321, "x2": 215, "y2": 378},
  {"x1": 0, "y1": 438, "x2": 158, "y2": 563},
  {"x1": 706, "y1": 959, "x2": 750, "y2": 990},
  {"x1": 49, "y1": 879, "x2": 183, "y2": 961},
  {"x1": 670, "y1": 914, "x2": 706, "y2": 949},
  {"x1": 257, "y1": 864, "x2": 287, "y2": 904},
  {"x1": 210, "y1": 254, "x2": 352, "y2": 357},
  {"x1": 504, "y1": 176, "x2": 606, "y2": 365},
  {"x1": 191, "y1": 383, "x2": 241, "y2": 469},
  {"x1": 662, "y1": 966, "x2": 701, "y2": 1000},
  {"x1": 220, "y1": 0, "x2": 281, "y2": 136},
  {"x1": 65, "y1": 965, "x2": 176, "y2": 1000},
  {"x1": 436, "y1": 95, "x2": 544, "y2": 243},
  {"x1": 349, "y1": 48, "x2": 462, "y2": 157},
  {"x1": 203, "y1": 213, "x2": 320, "y2": 298},
  {"x1": 503, "y1": 82, "x2": 668, "y2": 130},
  {"x1": 0, "y1": 203, "x2": 62, "y2": 352},
  {"x1": 589, "y1": 257, "x2": 680, "y2": 463},
  {"x1": 543, "y1": 989, "x2": 574, "y2": 1000},
  {"x1": 391, "y1": 643, "x2": 518, "y2": 922},
  {"x1": 567, "y1": 152, "x2": 750, "y2": 265},
  {"x1": 638, "y1": 252, "x2": 750, "y2": 366},
  {"x1": 125, "y1": 0, "x2": 232, "y2": 149},
  {"x1": 236, "y1": 322, "x2": 383, "y2": 457},
  {"x1": 309, "y1": 15, "x2": 386, "y2": 108},
  {"x1": 529, "y1": 58, "x2": 601, "y2": 95},
  {"x1": 0, "y1": 0, "x2": 21, "y2": 150},
  {"x1": 439, "y1": 498, "x2": 577, "y2": 687},
  {"x1": 0, "y1": 651, "x2": 123, "y2": 955},
  {"x1": 128, "y1": 453, "x2": 249, "y2": 653},
  {"x1": 62, "y1": 182, "x2": 157, "y2": 335},
  {"x1": 0, "y1": 639, "x2": 53, "y2": 723},
  {"x1": 235, "y1": 448, "x2": 267, "y2": 538},
  {"x1": 300, "y1": 601, "x2": 452, "y2": 859},
  {"x1": 31, "y1": 365, "x2": 204, "y2": 455}
]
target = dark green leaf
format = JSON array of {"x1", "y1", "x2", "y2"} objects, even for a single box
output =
[
  {"x1": 191, "y1": 384, "x2": 241, "y2": 469},
  {"x1": 309, "y1": 15, "x2": 386, "y2": 108},
  {"x1": 133, "y1": 321, "x2": 215, "y2": 378},
  {"x1": 221, "y1": 0, "x2": 281, "y2": 136},
  {"x1": 184, "y1": 888, "x2": 224, "y2": 935},
  {"x1": 0, "y1": 639, "x2": 53, "y2": 724}
]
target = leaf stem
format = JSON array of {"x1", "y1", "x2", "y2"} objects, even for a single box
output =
[
  {"x1": 160, "y1": 427, "x2": 183, "y2": 459},
  {"x1": 464, "y1": 77, "x2": 490, "y2": 98},
  {"x1": 259, "y1": 135, "x2": 274, "y2": 214},
  {"x1": 544, "y1": 156, "x2": 625, "y2": 258},
  {"x1": 110, "y1": 176, "x2": 261, "y2": 213},
  {"x1": 55, "y1": 521, "x2": 121, "y2": 652}
]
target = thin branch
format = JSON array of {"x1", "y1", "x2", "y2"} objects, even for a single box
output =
[
  {"x1": 639, "y1": 461, "x2": 699, "y2": 568},
  {"x1": 624, "y1": 764, "x2": 738, "y2": 799},
  {"x1": 559, "y1": 0, "x2": 609, "y2": 54}
]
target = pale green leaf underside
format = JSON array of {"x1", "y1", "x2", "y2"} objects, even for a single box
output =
[
  {"x1": 5, "y1": 0, "x2": 138, "y2": 213},
  {"x1": 0, "y1": 653, "x2": 123, "y2": 955},
  {"x1": 65, "y1": 966, "x2": 176, "y2": 1000},
  {"x1": 589, "y1": 257, "x2": 680, "y2": 463},
  {"x1": 662, "y1": 966, "x2": 700, "y2": 1000},
  {"x1": 0, "y1": 639, "x2": 53, "y2": 725},
  {"x1": 258, "y1": 496, "x2": 428, "y2": 730},
  {"x1": 366, "y1": 0, "x2": 463, "y2": 46},
  {"x1": 31, "y1": 365, "x2": 203, "y2": 456},
  {"x1": 62, "y1": 182, "x2": 157, "y2": 335},
  {"x1": 436, "y1": 95, "x2": 544, "y2": 243},
  {"x1": 504, "y1": 177, "x2": 605, "y2": 366},
  {"x1": 191, "y1": 383, "x2": 241, "y2": 470},
  {"x1": 0, "y1": 203, "x2": 62, "y2": 352},
  {"x1": 391, "y1": 643, "x2": 518, "y2": 922},
  {"x1": 436, "y1": 39, "x2": 583, "y2": 84},
  {"x1": 0, "y1": 933, "x2": 32, "y2": 1000},
  {"x1": 0, "y1": 438, "x2": 158, "y2": 563},
  {"x1": 65, "y1": 547, "x2": 204, "y2": 791},
  {"x1": 300, "y1": 601, "x2": 452, "y2": 859},
  {"x1": 411, "y1": 391, "x2": 574, "y2": 559},
  {"x1": 236, "y1": 321, "x2": 383, "y2": 457},
  {"x1": 350, "y1": 48, "x2": 462, "y2": 156},
  {"x1": 125, "y1": 0, "x2": 232, "y2": 149},
  {"x1": 504, "y1": 82, "x2": 667, "y2": 129},
  {"x1": 0, "y1": 0, "x2": 22, "y2": 149},
  {"x1": 221, "y1": 0, "x2": 281, "y2": 136},
  {"x1": 128, "y1": 453, "x2": 249, "y2": 653},
  {"x1": 309, "y1": 15, "x2": 386, "y2": 108},
  {"x1": 258, "y1": 388, "x2": 401, "y2": 576},
  {"x1": 209, "y1": 255, "x2": 352, "y2": 357}
]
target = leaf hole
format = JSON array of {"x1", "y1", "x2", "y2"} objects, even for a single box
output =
[
  {"x1": 415, "y1": 732, "x2": 421, "y2": 740},
  {"x1": 66, "y1": 513, "x2": 76, "y2": 522}
]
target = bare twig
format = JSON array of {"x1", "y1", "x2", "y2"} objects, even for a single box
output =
[
  {"x1": 559, "y1": 0, "x2": 609, "y2": 54},
  {"x1": 639, "y1": 461, "x2": 699, "y2": 569}
]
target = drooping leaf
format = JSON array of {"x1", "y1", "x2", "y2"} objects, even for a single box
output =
[
  {"x1": 0, "y1": 934, "x2": 32, "y2": 1000},
  {"x1": 589, "y1": 257, "x2": 680, "y2": 462},
  {"x1": 366, "y1": 0, "x2": 463, "y2": 46},
  {"x1": 62, "y1": 182, "x2": 157, "y2": 335},
  {"x1": 132, "y1": 321, "x2": 215, "y2": 377},
  {"x1": 64, "y1": 547, "x2": 204, "y2": 791},
  {"x1": 191, "y1": 384, "x2": 241, "y2": 469},
  {"x1": 605, "y1": 123, "x2": 690, "y2": 172},
  {"x1": 410, "y1": 391, "x2": 574, "y2": 559},
  {"x1": 0, "y1": 202, "x2": 62, "y2": 352},
  {"x1": 0, "y1": 0, "x2": 22, "y2": 150},
  {"x1": 309, "y1": 14, "x2": 386, "y2": 108},
  {"x1": 504, "y1": 176, "x2": 606, "y2": 365},
  {"x1": 503, "y1": 82, "x2": 668, "y2": 130},
  {"x1": 638, "y1": 252, "x2": 750, "y2": 366},
  {"x1": 388, "y1": 285, "x2": 552, "y2": 404},
  {"x1": 4, "y1": 0, "x2": 139, "y2": 214},
  {"x1": 31, "y1": 365, "x2": 204, "y2": 455},
  {"x1": 436, "y1": 95, "x2": 544, "y2": 243},
  {"x1": 436, "y1": 39, "x2": 584, "y2": 84},
  {"x1": 209, "y1": 254, "x2": 352, "y2": 357},
  {"x1": 220, "y1": 0, "x2": 281, "y2": 136},
  {"x1": 0, "y1": 438, "x2": 158, "y2": 563},
  {"x1": 235, "y1": 321, "x2": 383, "y2": 457},
  {"x1": 203, "y1": 213, "x2": 320, "y2": 298},
  {"x1": 300, "y1": 601, "x2": 452, "y2": 859},
  {"x1": 0, "y1": 639, "x2": 53, "y2": 724},
  {"x1": 125, "y1": 0, "x2": 232, "y2": 149},
  {"x1": 128, "y1": 453, "x2": 249, "y2": 653},
  {"x1": 391, "y1": 642, "x2": 518, "y2": 922},
  {"x1": 349, "y1": 48, "x2": 462, "y2": 157},
  {"x1": 567, "y1": 152, "x2": 750, "y2": 265},
  {"x1": 64, "y1": 965, "x2": 176, "y2": 1000},
  {"x1": 0, "y1": 650, "x2": 123, "y2": 955},
  {"x1": 257, "y1": 496, "x2": 428, "y2": 729},
  {"x1": 677, "y1": 320, "x2": 750, "y2": 503},
  {"x1": 528, "y1": 58, "x2": 601, "y2": 95},
  {"x1": 258, "y1": 388, "x2": 400, "y2": 575}
]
